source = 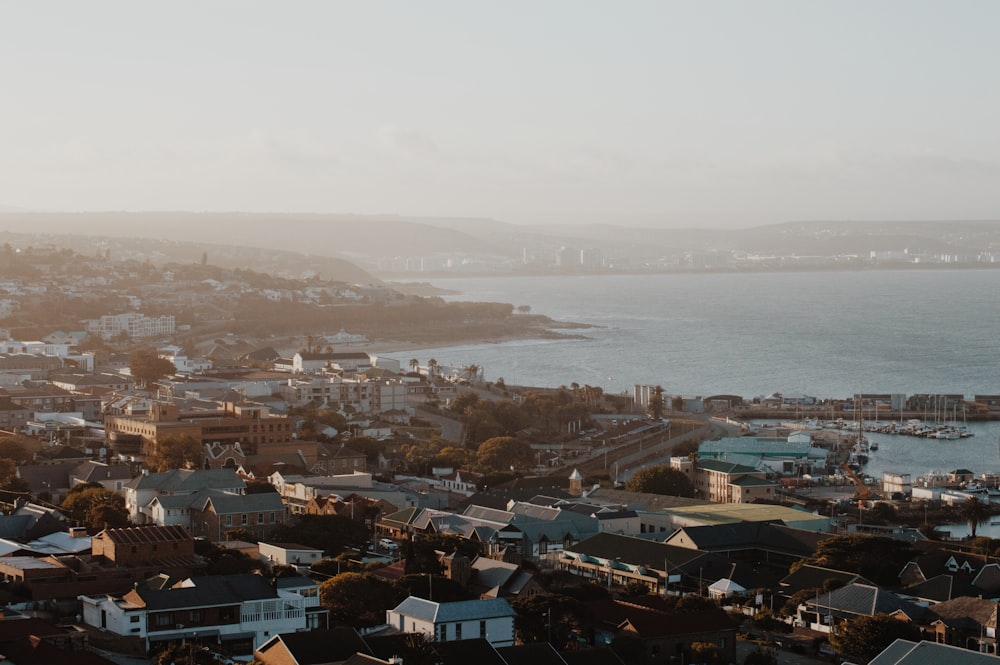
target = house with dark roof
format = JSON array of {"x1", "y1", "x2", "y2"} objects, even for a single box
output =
[
  {"x1": 255, "y1": 626, "x2": 373, "y2": 665},
  {"x1": 80, "y1": 573, "x2": 326, "y2": 656},
  {"x1": 799, "y1": 582, "x2": 925, "y2": 634},
  {"x1": 920, "y1": 596, "x2": 1000, "y2": 653},
  {"x1": 583, "y1": 598, "x2": 737, "y2": 665},
  {"x1": 899, "y1": 548, "x2": 1000, "y2": 597},
  {"x1": 662, "y1": 521, "x2": 825, "y2": 567}
]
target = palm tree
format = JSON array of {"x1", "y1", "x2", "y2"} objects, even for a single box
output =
[
  {"x1": 409, "y1": 358, "x2": 419, "y2": 373},
  {"x1": 960, "y1": 496, "x2": 992, "y2": 539},
  {"x1": 427, "y1": 358, "x2": 438, "y2": 379}
]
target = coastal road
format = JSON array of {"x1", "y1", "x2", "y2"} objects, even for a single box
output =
[{"x1": 412, "y1": 405, "x2": 464, "y2": 444}]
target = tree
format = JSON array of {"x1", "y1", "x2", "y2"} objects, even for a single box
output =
[
  {"x1": 625, "y1": 465, "x2": 695, "y2": 497},
  {"x1": 269, "y1": 515, "x2": 370, "y2": 555},
  {"x1": 409, "y1": 358, "x2": 419, "y2": 373},
  {"x1": 511, "y1": 593, "x2": 589, "y2": 648},
  {"x1": 60, "y1": 483, "x2": 129, "y2": 531},
  {"x1": 647, "y1": 385, "x2": 666, "y2": 420},
  {"x1": 128, "y1": 348, "x2": 175, "y2": 388},
  {"x1": 830, "y1": 614, "x2": 921, "y2": 664},
  {"x1": 0, "y1": 437, "x2": 32, "y2": 464},
  {"x1": 195, "y1": 539, "x2": 262, "y2": 575},
  {"x1": 671, "y1": 395, "x2": 685, "y2": 411},
  {"x1": 476, "y1": 436, "x2": 534, "y2": 471},
  {"x1": 867, "y1": 501, "x2": 898, "y2": 524},
  {"x1": 147, "y1": 434, "x2": 203, "y2": 471},
  {"x1": 960, "y1": 496, "x2": 993, "y2": 539},
  {"x1": 427, "y1": 358, "x2": 439, "y2": 379},
  {"x1": 804, "y1": 535, "x2": 917, "y2": 587},
  {"x1": 0, "y1": 458, "x2": 28, "y2": 494},
  {"x1": 319, "y1": 572, "x2": 397, "y2": 627}
]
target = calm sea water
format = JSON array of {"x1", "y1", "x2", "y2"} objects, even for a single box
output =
[
  {"x1": 394, "y1": 270, "x2": 1000, "y2": 398},
  {"x1": 390, "y1": 270, "x2": 1000, "y2": 485}
]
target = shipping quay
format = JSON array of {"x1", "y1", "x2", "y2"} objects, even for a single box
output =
[{"x1": 727, "y1": 392, "x2": 1000, "y2": 421}]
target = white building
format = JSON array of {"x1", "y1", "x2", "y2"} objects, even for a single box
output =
[
  {"x1": 82, "y1": 313, "x2": 175, "y2": 340},
  {"x1": 79, "y1": 573, "x2": 324, "y2": 656},
  {"x1": 279, "y1": 375, "x2": 408, "y2": 414},
  {"x1": 385, "y1": 597, "x2": 516, "y2": 647},
  {"x1": 258, "y1": 542, "x2": 324, "y2": 569}
]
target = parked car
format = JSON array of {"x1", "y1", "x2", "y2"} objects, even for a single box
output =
[{"x1": 379, "y1": 538, "x2": 398, "y2": 552}]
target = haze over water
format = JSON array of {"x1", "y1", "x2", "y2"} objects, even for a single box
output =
[{"x1": 397, "y1": 269, "x2": 1000, "y2": 399}]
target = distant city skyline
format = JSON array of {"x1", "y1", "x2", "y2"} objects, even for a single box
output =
[{"x1": 2, "y1": 2, "x2": 999, "y2": 228}]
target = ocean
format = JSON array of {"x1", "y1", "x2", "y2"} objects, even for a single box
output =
[
  {"x1": 389, "y1": 269, "x2": 1000, "y2": 488},
  {"x1": 393, "y1": 269, "x2": 1000, "y2": 398}
]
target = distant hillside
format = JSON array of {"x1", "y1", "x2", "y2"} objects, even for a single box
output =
[{"x1": 2, "y1": 212, "x2": 998, "y2": 274}]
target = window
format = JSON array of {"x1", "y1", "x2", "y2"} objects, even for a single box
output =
[
  {"x1": 455, "y1": 623, "x2": 462, "y2": 640},
  {"x1": 189, "y1": 610, "x2": 202, "y2": 622},
  {"x1": 539, "y1": 540, "x2": 548, "y2": 555},
  {"x1": 480, "y1": 620, "x2": 487, "y2": 638},
  {"x1": 155, "y1": 614, "x2": 172, "y2": 626},
  {"x1": 270, "y1": 512, "x2": 276, "y2": 523},
  {"x1": 257, "y1": 513, "x2": 264, "y2": 524},
  {"x1": 130, "y1": 615, "x2": 140, "y2": 623},
  {"x1": 242, "y1": 514, "x2": 248, "y2": 526},
  {"x1": 225, "y1": 515, "x2": 233, "y2": 526}
]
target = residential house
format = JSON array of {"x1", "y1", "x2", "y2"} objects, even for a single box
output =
[
  {"x1": 79, "y1": 573, "x2": 324, "y2": 656},
  {"x1": 441, "y1": 553, "x2": 545, "y2": 600},
  {"x1": 585, "y1": 598, "x2": 737, "y2": 665},
  {"x1": 259, "y1": 542, "x2": 324, "y2": 569},
  {"x1": 385, "y1": 596, "x2": 516, "y2": 647},
  {"x1": 921, "y1": 596, "x2": 999, "y2": 653},
  {"x1": 197, "y1": 490, "x2": 289, "y2": 542},
  {"x1": 798, "y1": 582, "x2": 925, "y2": 634},
  {"x1": 125, "y1": 468, "x2": 245, "y2": 525},
  {"x1": 255, "y1": 627, "x2": 374, "y2": 665},
  {"x1": 69, "y1": 461, "x2": 133, "y2": 492}
]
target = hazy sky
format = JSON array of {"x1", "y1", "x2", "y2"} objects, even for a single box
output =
[{"x1": 2, "y1": 2, "x2": 999, "y2": 228}]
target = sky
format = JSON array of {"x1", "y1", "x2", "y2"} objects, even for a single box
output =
[{"x1": 2, "y1": 1, "x2": 999, "y2": 228}]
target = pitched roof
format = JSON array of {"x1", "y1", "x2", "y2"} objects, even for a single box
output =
[
  {"x1": 925, "y1": 596, "x2": 998, "y2": 629},
  {"x1": 126, "y1": 468, "x2": 245, "y2": 492},
  {"x1": 870, "y1": 639, "x2": 1000, "y2": 665},
  {"x1": 203, "y1": 490, "x2": 284, "y2": 515},
  {"x1": 71, "y1": 461, "x2": 133, "y2": 483},
  {"x1": 389, "y1": 596, "x2": 516, "y2": 623},
  {"x1": 96, "y1": 525, "x2": 192, "y2": 545},
  {"x1": 255, "y1": 627, "x2": 371, "y2": 665},
  {"x1": 696, "y1": 459, "x2": 760, "y2": 474},
  {"x1": 567, "y1": 532, "x2": 701, "y2": 571},
  {"x1": 666, "y1": 521, "x2": 824, "y2": 557},
  {"x1": 807, "y1": 582, "x2": 925, "y2": 621},
  {"x1": 127, "y1": 573, "x2": 276, "y2": 611},
  {"x1": 584, "y1": 599, "x2": 737, "y2": 639}
]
